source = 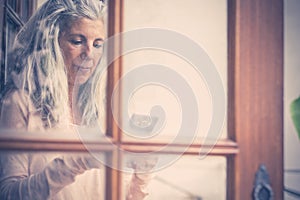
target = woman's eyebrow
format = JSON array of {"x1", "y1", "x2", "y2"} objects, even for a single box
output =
[
  {"x1": 68, "y1": 34, "x2": 86, "y2": 39},
  {"x1": 69, "y1": 34, "x2": 104, "y2": 41}
]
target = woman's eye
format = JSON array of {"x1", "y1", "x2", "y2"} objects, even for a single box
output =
[
  {"x1": 94, "y1": 43, "x2": 103, "y2": 49},
  {"x1": 70, "y1": 40, "x2": 83, "y2": 45}
]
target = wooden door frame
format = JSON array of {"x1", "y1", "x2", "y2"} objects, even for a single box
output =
[{"x1": 227, "y1": 0, "x2": 284, "y2": 199}]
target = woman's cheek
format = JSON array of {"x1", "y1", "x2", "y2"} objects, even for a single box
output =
[{"x1": 95, "y1": 52, "x2": 103, "y2": 63}]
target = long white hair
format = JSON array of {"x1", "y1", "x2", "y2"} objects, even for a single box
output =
[{"x1": 7, "y1": 0, "x2": 107, "y2": 128}]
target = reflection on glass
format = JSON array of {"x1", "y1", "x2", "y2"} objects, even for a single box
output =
[{"x1": 123, "y1": 0, "x2": 228, "y2": 140}]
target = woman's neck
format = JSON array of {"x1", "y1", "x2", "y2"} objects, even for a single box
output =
[{"x1": 68, "y1": 83, "x2": 81, "y2": 125}]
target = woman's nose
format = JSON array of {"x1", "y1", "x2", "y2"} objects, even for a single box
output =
[{"x1": 80, "y1": 44, "x2": 93, "y2": 60}]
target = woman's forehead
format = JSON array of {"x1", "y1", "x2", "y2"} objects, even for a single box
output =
[{"x1": 63, "y1": 17, "x2": 105, "y2": 38}]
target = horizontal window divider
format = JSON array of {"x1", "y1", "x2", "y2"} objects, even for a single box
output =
[
  {"x1": 0, "y1": 130, "x2": 114, "y2": 152},
  {"x1": 120, "y1": 139, "x2": 238, "y2": 156},
  {"x1": 0, "y1": 130, "x2": 238, "y2": 156},
  {"x1": 0, "y1": 140, "x2": 115, "y2": 152}
]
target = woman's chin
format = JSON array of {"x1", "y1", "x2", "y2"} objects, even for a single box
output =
[{"x1": 74, "y1": 76, "x2": 90, "y2": 86}]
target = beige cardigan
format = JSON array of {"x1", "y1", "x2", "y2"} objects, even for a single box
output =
[{"x1": 0, "y1": 89, "x2": 148, "y2": 200}]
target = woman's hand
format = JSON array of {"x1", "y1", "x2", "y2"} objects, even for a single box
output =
[{"x1": 126, "y1": 155, "x2": 158, "y2": 200}]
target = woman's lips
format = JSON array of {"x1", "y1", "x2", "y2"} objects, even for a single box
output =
[{"x1": 75, "y1": 65, "x2": 92, "y2": 73}]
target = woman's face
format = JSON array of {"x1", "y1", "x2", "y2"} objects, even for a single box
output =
[{"x1": 59, "y1": 17, "x2": 105, "y2": 86}]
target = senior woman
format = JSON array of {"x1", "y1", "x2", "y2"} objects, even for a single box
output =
[{"x1": 0, "y1": 0, "x2": 150, "y2": 199}]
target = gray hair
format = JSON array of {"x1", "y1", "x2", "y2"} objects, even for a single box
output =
[{"x1": 9, "y1": 0, "x2": 107, "y2": 128}]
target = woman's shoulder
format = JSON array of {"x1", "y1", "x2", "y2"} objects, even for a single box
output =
[
  {"x1": 1, "y1": 88, "x2": 30, "y2": 107},
  {"x1": 0, "y1": 88, "x2": 32, "y2": 130},
  {"x1": 0, "y1": 88, "x2": 32, "y2": 120}
]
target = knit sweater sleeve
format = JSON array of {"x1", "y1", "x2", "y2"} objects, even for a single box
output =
[{"x1": 0, "y1": 90, "x2": 86, "y2": 199}]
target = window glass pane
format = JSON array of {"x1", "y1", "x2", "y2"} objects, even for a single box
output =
[
  {"x1": 122, "y1": 0, "x2": 228, "y2": 142},
  {"x1": 2, "y1": 0, "x2": 108, "y2": 134},
  {"x1": 122, "y1": 155, "x2": 226, "y2": 200},
  {"x1": 0, "y1": 1, "x2": 110, "y2": 197},
  {"x1": 0, "y1": 150, "x2": 106, "y2": 199}
]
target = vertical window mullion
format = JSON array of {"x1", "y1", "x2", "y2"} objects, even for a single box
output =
[{"x1": 106, "y1": 0, "x2": 124, "y2": 200}]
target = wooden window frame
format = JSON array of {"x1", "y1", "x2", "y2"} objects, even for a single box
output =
[{"x1": 0, "y1": 0, "x2": 284, "y2": 199}]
